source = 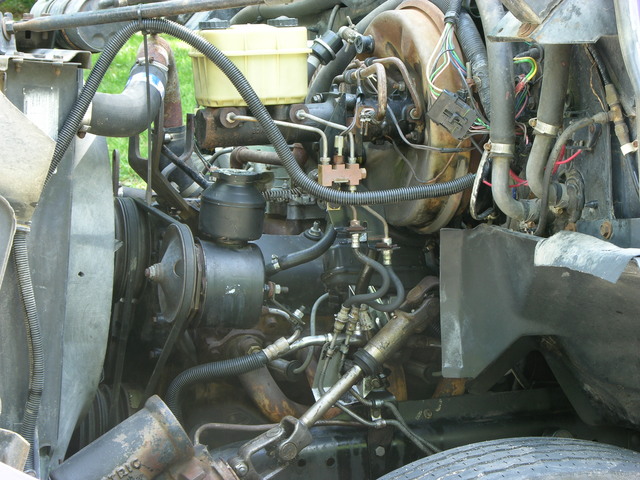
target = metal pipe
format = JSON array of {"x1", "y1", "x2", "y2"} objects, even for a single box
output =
[
  {"x1": 239, "y1": 367, "x2": 308, "y2": 422},
  {"x1": 230, "y1": 145, "x2": 307, "y2": 169},
  {"x1": 12, "y1": 0, "x2": 265, "y2": 32},
  {"x1": 372, "y1": 57, "x2": 423, "y2": 119},
  {"x1": 299, "y1": 301, "x2": 437, "y2": 426},
  {"x1": 228, "y1": 113, "x2": 329, "y2": 161}
]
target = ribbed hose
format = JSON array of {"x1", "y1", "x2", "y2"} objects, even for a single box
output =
[
  {"x1": 165, "y1": 351, "x2": 268, "y2": 419},
  {"x1": 266, "y1": 226, "x2": 337, "y2": 276},
  {"x1": 373, "y1": 266, "x2": 405, "y2": 313},
  {"x1": 343, "y1": 250, "x2": 391, "y2": 307},
  {"x1": 586, "y1": 44, "x2": 612, "y2": 85},
  {"x1": 49, "y1": 18, "x2": 475, "y2": 203},
  {"x1": 13, "y1": 229, "x2": 44, "y2": 470},
  {"x1": 456, "y1": 12, "x2": 491, "y2": 117},
  {"x1": 429, "y1": 0, "x2": 491, "y2": 117}
]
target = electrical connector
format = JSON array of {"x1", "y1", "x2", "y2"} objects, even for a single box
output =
[{"x1": 427, "y1": 90, "x2": 476, "y2": 140}]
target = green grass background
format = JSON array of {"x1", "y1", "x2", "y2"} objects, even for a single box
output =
[
  {"x1": 4, "y1": 0, "x2": 198, "y2": 186},
  {"x1": 91, "y1": 35, "x2": 197, "y2": 186}
]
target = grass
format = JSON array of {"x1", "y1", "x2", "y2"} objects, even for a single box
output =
[
  {"x1": 89, "y1": 35, "x2": 198, "y2": 187},
  {"x1": 2, "y1": 0, "x2": 35, "y2": 16}
]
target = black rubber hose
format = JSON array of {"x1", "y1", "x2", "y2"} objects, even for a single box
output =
[
  {"x1": 354, "y1": 249, "x2": 378, "y2": 294},
  {"x1": 165, "y1": 351, "x2": 268, "y2": 419},
  {"x1": 161, "y1": 145, "x2": 209, "y2": 189},
  {"x1": 89, "y1": 63, "x2": 167, "y2": 137},
  {"x1": 430, "y1": 0, "x2": 491, "y2": 116},
  {"x1": 13, "y1": 229, "x2": 44, "y2": 470},
  {"x1": 343, "y1": 249, "x2": 391, "y2": 307},
  {"x1": 49, "y1": 18, "x2": 475, "y2": 204},
  {"x1": 526, "y1": 44, "x2": 572, "y2": 200},
  {"x1": 231, "y1": 0, "x2": 341, "y2": 25},
  {"x1": 373, "y1": 266, "x2": 405, "y2": 313},
  {"x1": 266, "y1": 226, "x2": 337, "y2": 277},
  {"x1": 586, "y1": 44, "x2": 612, "y2": 85},
  {"x1": 477, "y1": 0, "x2": 514, "y2": 146},
  {"x1": 456, "y1": 12, "x2": 491, "y2": 118}
]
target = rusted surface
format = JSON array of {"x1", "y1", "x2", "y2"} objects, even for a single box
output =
[
  {"x1": 195, "y1": 107, "x2": 318, "y2": 149},
  {"x1": 432, "y1": 378, "x2": 467, "y2": 398},
  {"x1": 239, "y1": 367, "x2": 308, "y2": 422},
  {"x1": 345, "y1": 63, "x2": 388, "y2": 120},
  {"x1": 135, "y1": 35, "x2": 183, "y2": 129},
  {"x1": 385, "y1": 362, "x2": 408, "y2": 402},
  {"x1": 318, "y1": 163, "x2": 367, "y2": 186},
  {"x1": 361, "y1": 0, "x2": 471, "y2": 231},
  {"x1": 229, "y1": 144, "x2": 307, "y2": 169},
  {"x1": 49, "y1": 396, "x2": 197, "y2": 480},
  {"x1": 373, "y1": 56, "x2": 423, "y2": 119}
]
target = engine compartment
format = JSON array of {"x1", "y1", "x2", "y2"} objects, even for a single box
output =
[{"x1": 1, "y1": 0, "x2": 640, "y2": 478}]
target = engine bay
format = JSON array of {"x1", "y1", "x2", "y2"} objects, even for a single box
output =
[{"x1": 1, "y1": 0, "x2": 640, "y2": 478}]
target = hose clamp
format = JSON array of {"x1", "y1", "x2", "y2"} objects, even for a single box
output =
[
  {"x1": 621, "y1": 141, "x2": 638, "y2": 155},
  {"x1": 270, "y1": 255, "x2": 281, "y2": 272},
  {"x1": 489, "y1": 142, "x2": 515, "y2": 155},
  {"x1": 529, "y1": 118, "x2": 561, "y2": 136}
]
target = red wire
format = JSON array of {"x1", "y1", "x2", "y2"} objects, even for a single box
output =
[{"x1": 555, "y1": 149, "x2": 583, "y2": 165}]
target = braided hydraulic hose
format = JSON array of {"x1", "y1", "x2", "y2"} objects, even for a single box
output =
[
  {"x1": 48, "y1": 18, "x2": 475, "y2": 204},
  {"x1": 13, "y1": 228, "x2": 44, "y2": 470}
]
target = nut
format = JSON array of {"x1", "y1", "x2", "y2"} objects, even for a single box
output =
[
  {"x1": 600, "y1": 221, "x2": 613, "y2": 240},
  {"x1": 374, "y1": 446, "x2": 386, "y2": 457}
]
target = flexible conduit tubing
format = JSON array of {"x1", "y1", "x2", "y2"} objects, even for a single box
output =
[
  {"x1": 48, "y1": 18, "x2": 474, "y2": 204},
  {"x1": 13, "y1": 228, "x2": 44, "y2": 470},
  {"x1": 165, "y1": 351, "x2": 268, "y2": 419}
]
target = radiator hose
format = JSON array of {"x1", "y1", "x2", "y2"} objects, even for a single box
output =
[{"x1": 48, "y1": 18, "x2": 474, "y2": 204}]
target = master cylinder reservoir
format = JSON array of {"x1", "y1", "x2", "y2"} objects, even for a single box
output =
[{"x1": 190, "y1": 19, "x2": 310, "y2": 107}]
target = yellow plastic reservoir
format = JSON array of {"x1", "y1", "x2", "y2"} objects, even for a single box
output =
[{"x1": 190, "y1": 24, "x2": 310, "y2": 107}]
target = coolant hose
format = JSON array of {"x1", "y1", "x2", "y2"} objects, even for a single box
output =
[
  {"x1": 343, "y1": 249, "x2": 391, "y2": 307},
  {"x1": 231, "y1": 0, "x2": 341, "y2": 25},
  {"x1": 165, "y1": 351, "x2": 268, "y2": 419},
  {"x1": 265, "y1": 226, "x2": 337, "y2": 277},
  {"x1": 89, "y1": 63, "x2": 167, "y2": 137},
  {"x1": 13, "y1": 228, "x2": 44, "y2": 470},
  {"x1": 48, "y1": 18, "x2": 475, "y2": 203},
  {"x1": 526, "y1": 45, "x2": 572, "y2": 200},
  {"x1": 478, "y1": 0, "x2": 538, "y2": 221}
]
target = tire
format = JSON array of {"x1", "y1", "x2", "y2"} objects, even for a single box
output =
[{"x1": 379, "y1": 437, "x2": 640, "y2": 479}]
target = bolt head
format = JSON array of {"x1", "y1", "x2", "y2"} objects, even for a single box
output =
[{"x1": 374, "y1": 446, "x2": 386, "y2": 457}]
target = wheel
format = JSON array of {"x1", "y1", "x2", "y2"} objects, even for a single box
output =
[{"x1": 379, "y1": 437, "x2": 640, "y2": 479}]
